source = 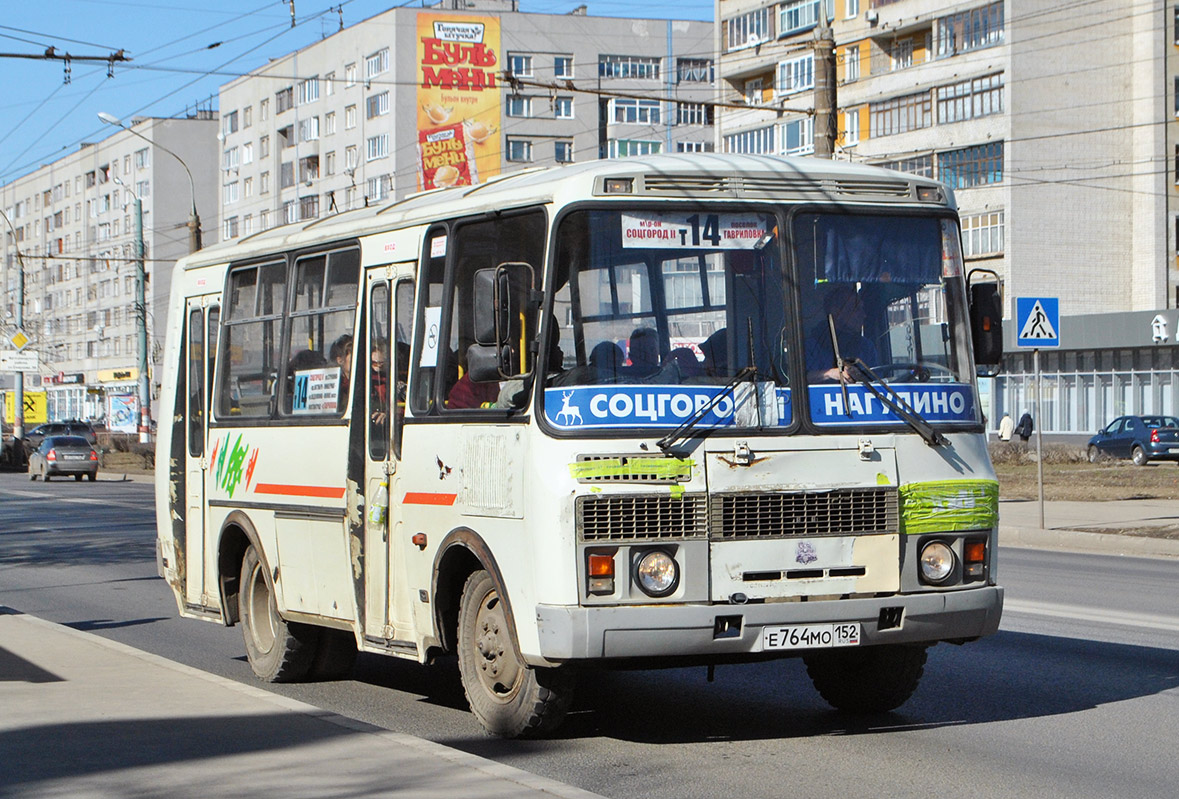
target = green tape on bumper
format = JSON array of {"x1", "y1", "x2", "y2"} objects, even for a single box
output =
[
  {"x1": 568, "y1": 457, "x2": 694, "y2": 481},
  {"x1": 899, "y1": 479, "x2": 998, "y2": 535}
]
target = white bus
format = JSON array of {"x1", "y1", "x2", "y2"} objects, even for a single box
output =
[{"x1": 155, "y1": 154, "x2": 1005, "y2": 738}]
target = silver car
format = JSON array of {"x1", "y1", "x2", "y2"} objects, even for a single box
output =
[{"x1": 28, "y1": 435, "x2": 99, "y2": 482}]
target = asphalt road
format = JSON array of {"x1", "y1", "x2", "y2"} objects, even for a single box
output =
[{"x1": 2, "y1": 472, "x2": 1177, "y2": 799}]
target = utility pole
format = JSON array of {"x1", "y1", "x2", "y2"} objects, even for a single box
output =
[
  {"x1": 812, "y1": 11, "x2": 837, "y2": 159},
  {"x1": 1, "y1": 208, "x2": 27, "y2": 440},
  {"x1": 131, "y1": 190, "x2": 150, "y2": 444}
]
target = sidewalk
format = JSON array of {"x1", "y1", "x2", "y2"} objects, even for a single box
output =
[
  {"x1": 1000, "y1": 498, "x2": 1179, "y2": 558},
  {"x1": 0, "y1": 608, "x2": 604, "y2": 799}
]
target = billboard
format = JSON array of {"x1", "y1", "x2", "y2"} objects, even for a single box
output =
[
  {"x1": 107, "y1": 394, "x2": 139, "y2": 434},
  {"x1": 416, "y1": 13, "x2": 502, "y2": 191},
  {"x1": 3, "y1": 390, "x2": 48, "y2": 425}
]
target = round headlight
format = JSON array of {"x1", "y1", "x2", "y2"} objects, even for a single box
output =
[
  {"x1": 919, "y1": 541, "x2": 955, "y2": 583},
  {"x1": 635, "y1": 550, "x2": 679, "y2": 597}
]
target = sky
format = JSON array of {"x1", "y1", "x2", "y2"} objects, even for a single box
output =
[{"x1": 0, "y1": 0, "x2": 714, "y2": 186}]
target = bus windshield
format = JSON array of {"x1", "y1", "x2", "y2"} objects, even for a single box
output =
[{"x1": 544, "y1": 206, "x2": 977, "y2": 434}]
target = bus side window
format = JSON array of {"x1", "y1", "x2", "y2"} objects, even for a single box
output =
[
  {"x1": 187, "y1": 308, "x2": 204, "y2": 457},
  {"x1": 411, "y1": 228, "x2": 447, "y2": 415},
  {"x1": 218, "y1": 260, "x2": 287, "y2": 419},
  {"x1": 369, "y1": 282, "x2": 390, "y2": 461},
  {"x1": 393, "y1": 279, "x2": 414, "y2": 457}
]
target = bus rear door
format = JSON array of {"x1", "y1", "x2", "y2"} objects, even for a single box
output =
[{"x1": 184, "y1": 295, "x2": 219, "y2": 611}]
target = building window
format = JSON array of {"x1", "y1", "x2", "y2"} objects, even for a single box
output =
[
  {"x1": 345, "y1": 62, "x2": 357, "y2": 86},
  {"x1": 599, "y1": 54, "x2": 660, "y2": 79},
  {"x1": 726, "y1": 7, "x2": 770, "y2": 51},
  {"x1": 243, "y1": 142, "x2": 254, "y2": 165},
  {"x1": 724, "y1": 125, "x2": 774, "y2": 154},
  {"x1": 260, "y1": 98, "x2": 269, "y2": 121},
  {"x1": 299, "y1": 155, "x2": 319, "y2": 183},
  {"x1": 299, "y1": 195, "x2": 320, "y2": 220},
  {"x1": 223, "y1": 216, "x2": 239, "y2": 239},
  {"x1": 224, "y1": 182, "x2": 240, "y2": 205},
  {"x1": 613, "y1": 98, "x2": 660, "y2": 124},
  {"x1": 677, "y1": 140, "x2": 714, "y2": 153},
  {"x1": 782, "y1": 117, "x2": 814, "y2": 156},
  {"x1": 937, "y1": 141, "x2": 1003, "y2": 188},
  {"x1": 367, "y1": 175, "x2": 392, "y2": 202},
  {"x1": 554, "y1": 96, "x2": 573, "y2": 118},
  {"x1": 276, "y1": 86, "x2": 294, "y2": 114},
  {"x1": 345, "y1": 105, "x2": 357, "y2": 129},
  {"x1": 366, "y1": 134, "x2": 389, "y2": 161},
  {"x1": 843, "y1": 109, "x2": 860, "y2": 145},
  {"x1": 324, "y1": 72, "x2": 334, "y2": 96},
  {"x1": 283, "y1": 200, "x2": 297, "y2": 225},
  {"x1": 936, "y1": 73, "x2": 1004, "y2": 123},
  {"x1": 366, "y1": 91, "x2": 389, "y2": 119},
  {"x1": 244, "y1": 177, "x2": 253, "y2": 198},
  {"x1": 366, "y1": 48, "x2": 389, "y2": 79},
  {"x1": 608, "y1": 139, "x2": 662, "y2": 158},
  {"x1": 744, "y1": 77, "x2": 764, "y2": 105},
  {"x1": 345, "y1": 146, "x2": 358, "y2": 170},
  {"x1": 260, "y1": 135, "x2": 270, "y2": 158},
  {"x1": 299, "y1": 116, "x2": 320, "y2": 142},
  {"x1": 324, "y1": 151, "x2": 336, "y2": 176},
  {"x1": 243, "y1": 214, "x2": 254, "y2": 236},
  {"x1": 325, "y1": 111, "x2": 336, "y2": 135},
  {"x1": 844, "y1": 44, "x2": 860, "y2": 82},
  {"x1": 891, "y1": 38, "x2": 913, "y2": 71},
  {"x1": 223, "y1": 146, "x2": 239, "y2": 171},
  {"x1": 777, "y1": 53, "x2": 814, "y2": 95},
  {"x1": 936, "y1": 2, "x2": 1004, "y2": 58},
  {"x1": 870, "y1": 91, "x2": 933, "y2": 137},
  {"x1": 224, "y1": 110, "x2": 239, "y2": 135},
  {"x1": 507, "y1": 95, "x2": 533, "y2": 117},
  {"x1": 779, "y1": 0, "x2": 820, "y2": 37},
  {"x1": 555, "y1": 55, "x2": 573, "y2": 78},
  {"x1": 508, "y1": 54, "x2": 533, "y2": 77},
  {"x1": 845, "y1": 0, "x2": 859, "y2": 19},
  {"x1": 261, "y1": 171, "x2": 270, "y2": 194},
  {"x1": 134, "y1": 148, "x2": 149, "y2": 169},
  {"x1": 555, "y1": 140, "x2": 574, "y2": 163},
  {"x1": 676, "y1": 58, "x2": 713, "y2": 83},
  {"x1": 298, "y1": 76, "x2": 319, "y2": 105},
  {"x1": 280, "y1": 162, "x2": 294, "y2": 189},
  {"x1": 243, "y1": 105, "x2": 252, "y2": 128},
  {"x1": 507, "y1": 138, "x2": 533, "y2": 162},
  {"x1": 961, "y1": 211, "x2": 1004, "y2": 257},
  {"x1": 676, "y1": 101, "x2": 712, "y2": 126}
]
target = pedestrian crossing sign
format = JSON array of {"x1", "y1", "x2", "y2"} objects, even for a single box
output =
[{"x1": 1016, "y1": 297, "x2": 1060, "y2": 348}]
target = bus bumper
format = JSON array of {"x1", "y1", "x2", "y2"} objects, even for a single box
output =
[{"x1": 534, "y1": 586, "x2": 1003, "y2": 661}]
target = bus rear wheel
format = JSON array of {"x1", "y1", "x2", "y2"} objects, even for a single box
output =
[
  {"x1": 239, "y1": 544, "x2": 318, "y2": 682},
  {"x1": 457, "y1": 569, "x2": 574, "y2": 738},
  {"x1": 803, "y1": 644, "x2": 927, "y2": 713}
]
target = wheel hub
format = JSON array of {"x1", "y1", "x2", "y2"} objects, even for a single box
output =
[{"x1": 474, "y1": 593, "x2": 521, "y2": 696}]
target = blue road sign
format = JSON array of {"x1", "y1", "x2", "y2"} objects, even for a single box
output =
[{"x1": 1016, "y1": 297, "x2": 1060, "y2": 348}]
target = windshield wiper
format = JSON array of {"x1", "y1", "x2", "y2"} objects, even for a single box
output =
[
  {"x1": 656, "y1": 364, "x2": 757, "y2": 454},
  {"x1": 825, "y1": 314, "x2": 945, "y2": 447},
  {"x1": 844, "y1": 358, "x2": 947, "y2": 447}
]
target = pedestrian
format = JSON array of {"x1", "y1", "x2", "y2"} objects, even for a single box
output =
[
  {"x1": 998, "y1": 412, "x2": 1013, "y2": 442},
  {"x1": 1015, "y1": 410, "x2": 1033, "y2": 442}
]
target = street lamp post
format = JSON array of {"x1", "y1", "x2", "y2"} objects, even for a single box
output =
[
  {"x1": 0, "y1": 208, "x2": 27, "y2": 440},
  {"x1": 98, "y1": 112, "x2": 202, "y2": 252},
  {"x1": 114, "y1": 178, "x2": 151, "y2": 444}
]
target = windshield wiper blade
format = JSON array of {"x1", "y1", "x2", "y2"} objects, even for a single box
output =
[
  {"x1": 656, "y1": 365, "x2": 757, "y2": 454},
  {"x1": 844, "y1": 358, "x2": 947, "y2": 447}
]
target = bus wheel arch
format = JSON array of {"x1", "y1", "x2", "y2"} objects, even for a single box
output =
[
  {"x1": 431, "y1": 529, "x2": 507, "y2": 656},
  {"x1": 217, "y1": 512, "x2": 262, "y2": 627}
]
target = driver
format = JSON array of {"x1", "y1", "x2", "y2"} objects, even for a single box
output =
[{"x1": 806, "y1": 283, "x2": 878, "y2": 382}]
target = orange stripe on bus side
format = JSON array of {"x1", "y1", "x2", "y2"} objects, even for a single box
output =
[
  {"x1": 403, "y1": 492, "x2": 457, "y2": 506},
  {"x1": 253, "y1": 483, "x2": 347, "y2": 499}
]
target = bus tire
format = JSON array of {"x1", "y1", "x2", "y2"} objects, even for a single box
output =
[
  {"x1": 239, "y1": 544, "x2": 318, "y2": 682},
  {"x1": 457, "y1": 569, "x2": 574, "y2": 738},
  {"x1": 310, "y1": 628, "x2": 358, "y2": 680},
  {"x1": 804, "y1": 644, "x2": 927, "y2": 713}
]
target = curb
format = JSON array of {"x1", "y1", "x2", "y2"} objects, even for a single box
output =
[{"x1": 1001, "y1": 525, "x2": 1179, "y2": 558}]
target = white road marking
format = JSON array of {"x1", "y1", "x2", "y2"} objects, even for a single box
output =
[{"x1": 1005, "y1": 598, "x2": 1179, "y2": 633}]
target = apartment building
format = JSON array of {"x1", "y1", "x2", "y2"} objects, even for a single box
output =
[
  {"x1": 0, "y1": 116, "x2": 218, "y2": 424},
  {"x1": 216, "y1": 1, "x2": 716, "y2": 243}
]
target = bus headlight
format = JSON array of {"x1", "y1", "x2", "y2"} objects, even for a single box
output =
[
  {"x1": 635, "y1": 550, "x2": 679, "y2": 597},
  {"x1": 919, "y1": 541, "x2": 955, "y2": 584}
]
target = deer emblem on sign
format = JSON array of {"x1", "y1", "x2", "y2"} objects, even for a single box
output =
[{"x1": 556, "y1": 391, "x2": 583, "y2": 426}]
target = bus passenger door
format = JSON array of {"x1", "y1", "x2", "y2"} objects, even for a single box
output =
[
  {"x1": 184, "y1": 297, "x2": 219, "y2": 610},
  {"x1": 362, "y1": 269, "x2": 415, "y2": 642}
]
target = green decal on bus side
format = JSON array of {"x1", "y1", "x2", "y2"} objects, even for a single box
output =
[
  {"x1": 899, "y1": 480, "x2": 999, "y2": 535},
  {"x1": 567, "y1": 457, "x2": 694, "y2": 481}
]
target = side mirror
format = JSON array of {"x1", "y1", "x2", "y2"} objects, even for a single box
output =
[
  {"x1": 967, "y1": 269, "x2": 1003, "y2": 375},
  {"x1": 471, "y1": 262, "x2": 535, "y2": 380}
]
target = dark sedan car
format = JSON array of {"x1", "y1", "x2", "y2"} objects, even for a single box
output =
[
  {"x1": 23, "y1": 420, "x2": 98, "y2": 453},
  {"x1": 1087, "y1": 415, "x2": 1179, "y2": 465},
  {"x1": 28, "y1": 435, "x2": 99, "y2": 482}
]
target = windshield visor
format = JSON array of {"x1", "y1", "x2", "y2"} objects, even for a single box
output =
[
  {"x1": 796, "y1": 212, "x2": 978, "y2": 427},
  {"x1": 546, "y1": 209, "x2": 790, "y2": 432}
]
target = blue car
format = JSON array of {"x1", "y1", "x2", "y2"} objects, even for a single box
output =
[{"x1": 1087, "y1": 415, "x2": 1179, "y2": 465}]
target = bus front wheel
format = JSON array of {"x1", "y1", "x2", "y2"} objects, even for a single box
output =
[
  {"x1": 457, "y1": 569, "x2": 574, "y2": 738},
  {"x1": 239, "y1": 544, "x2": 318, "y2": 682},
  {"x1": 803, "y1": 644, "x2": 927, "y2": 713}
]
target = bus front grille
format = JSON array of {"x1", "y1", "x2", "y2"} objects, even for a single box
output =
[
  {"x1": 710, "y1": 488, "x2": 899, "y2": 539},
  {"x1": 577, "y1": 494, "x2": 708, "y2": 541}
]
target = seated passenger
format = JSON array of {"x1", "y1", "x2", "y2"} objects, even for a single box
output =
[
  {"x1": 589, "y1": 340, "x2": 624, "y2": 382},
  {"x1": 660, "y1": 347, "x2": 706, "y2": 382},
  {"x1": 626, "y1": 326, "x2": 660, "y2": 377},
  {"x1": 806, "y1": 284, "x2": 878, "y2": 383},
  {"x1": 699, "y1": 328, "x2": 729, "y2": 381},
  {"x1": 447, "y1": 371, "x2": 500, "y2": 409}
]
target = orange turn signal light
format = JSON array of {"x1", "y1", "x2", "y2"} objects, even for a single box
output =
[
  {"x1": 588, "y1": 554, "x2": 615, "y2": 577},
  {"x1": 964, "y1": 540, "x2": 986, "y2": 564}
]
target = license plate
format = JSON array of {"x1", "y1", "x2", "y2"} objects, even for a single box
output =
[
  {"x1": 63, "y1": 454, "x2": 86, "y2": 460},
  {"x1": 761, "y1": 623, "x2": 860, "y2": 651}
]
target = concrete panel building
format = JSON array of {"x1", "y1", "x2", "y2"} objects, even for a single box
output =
[
  {"x1": 216, "y1": 1, "x2": 716, "y2": 243},
  {"x1": 1, "y1": 115, "x2": 219, "y2": 424}
]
